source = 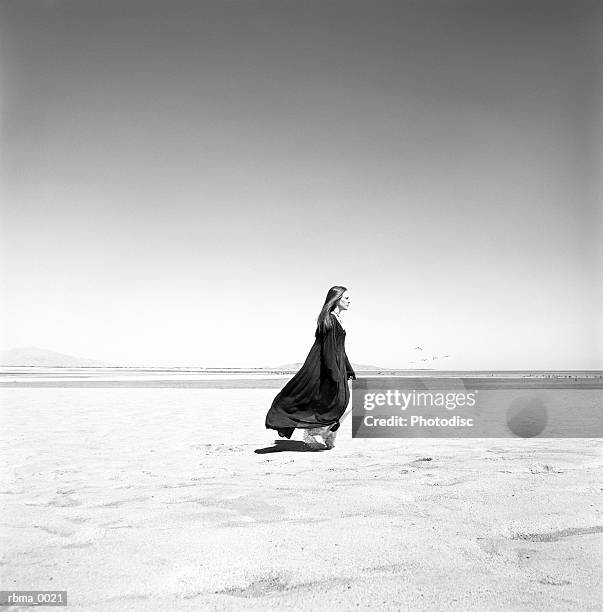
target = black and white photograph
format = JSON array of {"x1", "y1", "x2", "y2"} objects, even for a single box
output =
[{"x1": 1, "y1": 0, "x2": 602, "y2": 609}]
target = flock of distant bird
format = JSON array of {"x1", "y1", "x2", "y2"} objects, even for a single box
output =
[{"x1": 409, "y1": 346, "x2": 451, "y2": 364}]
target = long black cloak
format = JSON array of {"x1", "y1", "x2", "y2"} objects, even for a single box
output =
[{"x1": 265, "y1": 314, "x2": 356, "y2": 439}]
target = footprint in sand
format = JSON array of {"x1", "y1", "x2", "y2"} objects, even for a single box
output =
[
  {"x1": 539, "y1": 576, "x2": 571, "y2": 586},
  {"x1": 95, "y1": 496, "x2": 149, "y2": 508},
  {"x1": 529, "y1": 463, "x2": 563, "y2": 474},
  {"x1": 65, "y1": 516, "x2": 90, "y2": 524},
  {"x1": 62, "y1": 541, "x2": 94, "y2": 549},
  {"x1": 512, "y1": 525, "x2": 603, "y2": 542},
  {"x1": 33, "y1": 525, "x2": 75, "y2": 537},
  {"x1": 217, "y1": 574, "x2": 289, "y2": 598},
  {"x1": 159, "y1": 482, "x2": 197, "y2": 489},
  {"x1": 191, "y1": 444, "x2": 247, "y2": 455},
  {"x1": 48, "y1": 496, "x2": 82, "y2": 508},
  {"x1": 409, "y1": 457, "x2": 434, "y2": 467}
]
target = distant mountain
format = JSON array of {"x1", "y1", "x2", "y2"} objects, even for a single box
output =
[
  {"x1": 273, "y1": 362, "x2": 386, "y2": 371},
  {"x1": 0, "y1": 347, "x2": 111, "y2": 367}
]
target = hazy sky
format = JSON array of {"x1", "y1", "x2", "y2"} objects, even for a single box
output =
[{"x1": 1, "y1": 0, "x2": 601, "y2": 368}]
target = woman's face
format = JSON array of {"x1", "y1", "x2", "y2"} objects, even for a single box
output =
[{"x1": 338, "y1": 291, "x2": 351, "y2": 311}]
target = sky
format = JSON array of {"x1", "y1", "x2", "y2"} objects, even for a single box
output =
[{"x1": 1, "y1": 0, "x2": 601, "y2": 369}]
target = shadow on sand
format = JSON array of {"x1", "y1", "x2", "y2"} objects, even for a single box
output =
[{"x1": 254, "y1": 440, "x2": 326, "y2": 454}]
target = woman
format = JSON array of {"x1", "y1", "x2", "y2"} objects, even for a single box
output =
[{"x1": 265, "y1": 286, "x2": 356, "y2": 449}]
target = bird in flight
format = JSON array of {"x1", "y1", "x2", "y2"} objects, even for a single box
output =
[{"x1": 414, "y1": 346, "x2": 423, "y2": 351}]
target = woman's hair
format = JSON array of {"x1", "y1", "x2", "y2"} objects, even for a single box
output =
[{"x1": 317, "y1": 286, "x2": 347, "y2": 334}]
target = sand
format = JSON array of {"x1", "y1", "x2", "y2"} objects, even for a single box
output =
[{"x1": 1, "y1": 387, "x2": 602, "y2": 610}]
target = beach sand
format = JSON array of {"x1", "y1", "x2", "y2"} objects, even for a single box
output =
[{"x1": 1, "y1": 387, "x2": 601, "y2": 610}]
